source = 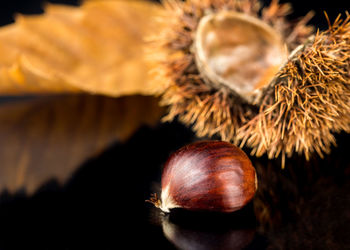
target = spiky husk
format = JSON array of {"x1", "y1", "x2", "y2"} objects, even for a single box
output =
[
  {"x1": 237, "y1": 14, "x2": 350, "y2": 164},
  {"x1": 149, "y1": 0, "x2": 349, "y2": 165}
]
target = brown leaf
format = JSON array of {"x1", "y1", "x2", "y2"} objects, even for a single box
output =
[
  {"x1": 0, "y1": 0, "x2": 163, "y2": 96},
  {"x1": 0, "y1": 95, "x2": 164, "y2": 194}
]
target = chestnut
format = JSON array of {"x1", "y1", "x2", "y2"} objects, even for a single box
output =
[{"x1": 149, "y1": 141, "x2": 257, "y2": 213}]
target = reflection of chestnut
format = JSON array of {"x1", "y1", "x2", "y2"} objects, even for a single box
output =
[
  {"x1": 162, "y1": 213, "x2": 255, "y2": 250},
  {"x1": 149, "y1": 141, "x2": 258, "y2": 213}
]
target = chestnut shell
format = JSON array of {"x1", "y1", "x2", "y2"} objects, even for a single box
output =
[{"x1": 160, "y1": 141, "x2": 257, "y2": 213}]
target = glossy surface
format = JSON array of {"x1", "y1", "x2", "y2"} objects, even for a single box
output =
[
  {"x1": 160, "y1": 141, "x2": 257, "y2": 212},
  {"x1": 0, "y1": 1, "x2": 349, "y2": 250},
  {"x1": 0, "y1": 99, "x2": 349, "y2": 249}
]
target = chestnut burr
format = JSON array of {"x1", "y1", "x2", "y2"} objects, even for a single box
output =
[{"x1": 149, "y1": 141, "x2": 258, "y2": 213}]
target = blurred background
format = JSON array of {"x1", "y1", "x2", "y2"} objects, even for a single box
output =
[{"x1": 0, "y1": 0, "x2": 349, "y2": 249}]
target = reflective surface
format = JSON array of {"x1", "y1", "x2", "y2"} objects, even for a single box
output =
[
  {"x1": 0, "y1": 0, "x2": 349, "y2": 249},
  {"x1": 0, "y1": 110, "x2": 349, "y2": 249},
  {"x1": 0, "y1": 95, "x2": 163, "y2": 193}
]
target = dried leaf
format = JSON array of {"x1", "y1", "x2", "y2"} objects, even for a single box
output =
[
  {"x1": 0, "y1": 95, "x2": 164, "y2": 194},
  {"x1": 0, "y1": 0, "x2": 163, "y2": 96}
]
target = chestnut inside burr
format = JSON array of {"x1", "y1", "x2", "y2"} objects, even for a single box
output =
[{"x1": 195, "y1": 11, "x2": 287, "y2": 100}]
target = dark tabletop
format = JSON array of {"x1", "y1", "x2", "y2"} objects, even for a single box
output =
[{"x1": 0, "y1": 1, "x2": 349, "y2": 250}]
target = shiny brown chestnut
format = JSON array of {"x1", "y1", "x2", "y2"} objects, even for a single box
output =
[{"x1": 149, "y1": 141, "x2": 258, "y2": 213}]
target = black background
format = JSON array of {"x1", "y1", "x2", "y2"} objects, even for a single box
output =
[{"x1": 0, "y1": 1, "x2": 349, "y2": 249}]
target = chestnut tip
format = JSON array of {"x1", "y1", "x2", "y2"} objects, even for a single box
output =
[{"x1": 146, "y1": 192, "x2": 176, "y2": 213}]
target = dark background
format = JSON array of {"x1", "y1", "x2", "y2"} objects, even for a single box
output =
[{"x1": 0, "y1": 0, "x2": 349, "y2": 249}]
